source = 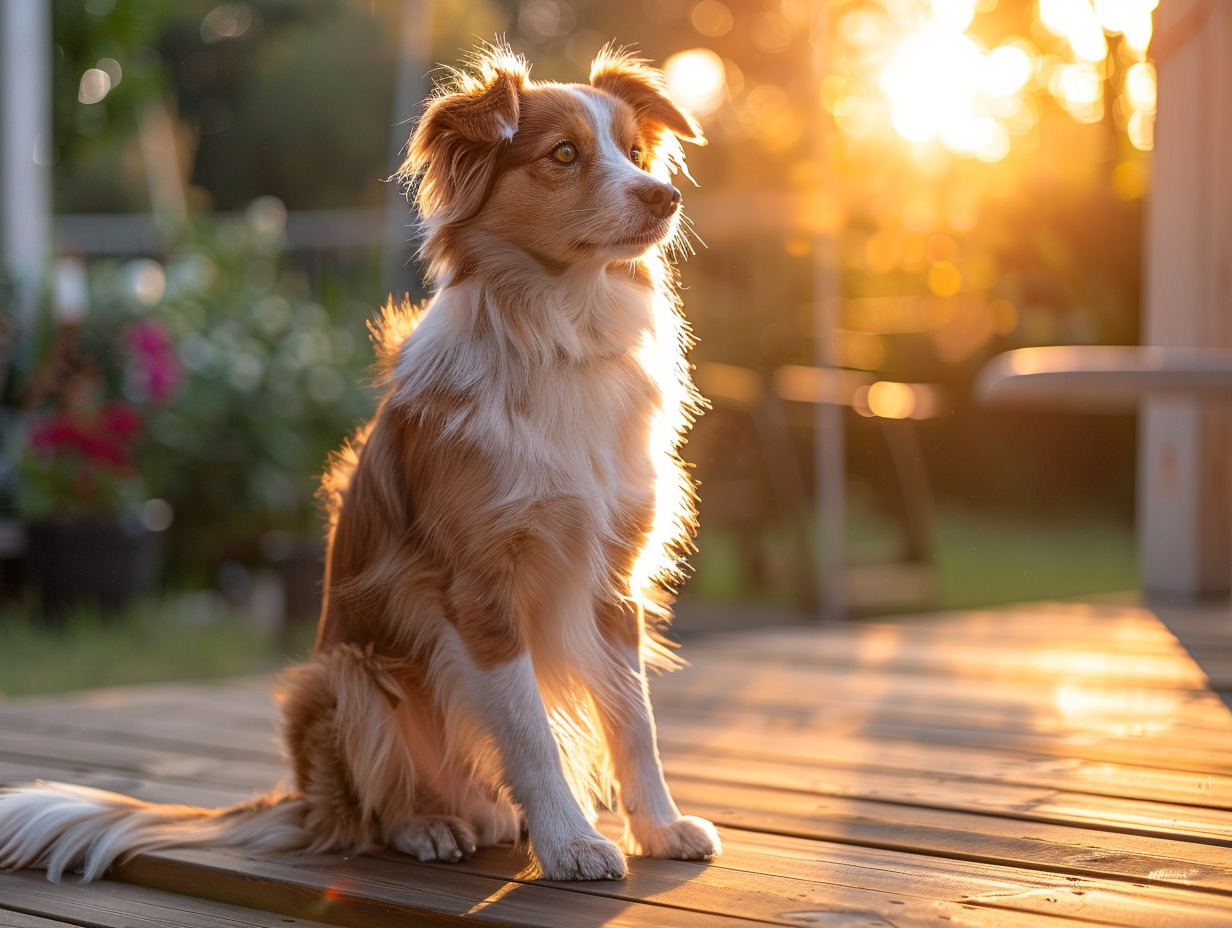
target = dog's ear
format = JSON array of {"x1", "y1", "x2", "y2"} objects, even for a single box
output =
[
  {"x1": 402, "y1": 44, "x2": 528, "y2": 224},
  {"x1": 590, "y1": 45, "x2": 706, "y2": 148}
]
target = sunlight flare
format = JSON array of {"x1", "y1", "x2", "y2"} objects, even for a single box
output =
[
  {"x1": 879, "y1": 28, "x2": 1022, "y2": 161},
  {"x1": 664, "y1": 48, "x2": 727, "y2": 118},
  {"x1": 851, "y1": 0, "x2": 1155, "y2": 160}
]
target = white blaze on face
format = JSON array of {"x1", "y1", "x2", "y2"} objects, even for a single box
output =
[{"x1": 573, "y1": 89, "x2": 647, "y2": 193}]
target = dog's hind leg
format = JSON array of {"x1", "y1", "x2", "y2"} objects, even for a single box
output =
[{"x1": 277, "y1": 645, "x2": 479, "y2": 862}]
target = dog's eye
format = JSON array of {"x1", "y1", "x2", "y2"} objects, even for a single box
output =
[
  {"x1": 630, "y1": 146, "x2": 643, "y2": 166},
  {"x1": 551, "y1": 142, "x2": 579, "y2": 165}
]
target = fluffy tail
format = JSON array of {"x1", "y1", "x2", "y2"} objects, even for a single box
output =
[{"x1": 0, "y1": 781, "x2": 307, "y2": 882}]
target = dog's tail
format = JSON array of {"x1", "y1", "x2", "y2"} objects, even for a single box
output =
[{"x1": 0, "y1": 781, "x2": 307, "y2": 882}]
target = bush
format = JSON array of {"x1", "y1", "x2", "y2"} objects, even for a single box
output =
[{"x1": 13, "y1": 200, "x2": 379, "y2": 582}]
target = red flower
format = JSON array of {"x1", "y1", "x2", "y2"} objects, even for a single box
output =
[
  {"x1": 28, "y1": 414, "x2": 79, "y2": 454},
  {"x1": 27, "y1": 403, "x2": 140, "y2": 470},
  {"x1": 101, "y1": 402, "x2": 141, "y2": 443}
]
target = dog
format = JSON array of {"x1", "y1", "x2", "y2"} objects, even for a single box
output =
[{"x1": 0, "y1": 43, "x2": 719, "y2": 883}]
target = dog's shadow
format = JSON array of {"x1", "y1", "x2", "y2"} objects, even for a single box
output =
[
  {"x1": 428, "y1": 843, "x2": 719, "y2": 925},
  {"x1": 295, "y1": 826, "x2": 722, "y2": 925}
]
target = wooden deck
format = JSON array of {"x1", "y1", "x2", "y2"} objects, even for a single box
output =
[{"x1": 2, "y1": 600, "x2": 1232, "y2": 927}]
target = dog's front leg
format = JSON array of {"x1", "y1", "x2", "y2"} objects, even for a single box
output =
[
  {"x1": 595, "y1": 639, "x2": 721, "y2": 861},
  {"x1": 469, "y1": 651, "x2": 628, "y2": 880}
]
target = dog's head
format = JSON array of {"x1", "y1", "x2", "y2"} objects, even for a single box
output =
[{"x1": 403, "y1": 43, "x2": 706, "y2": 281}]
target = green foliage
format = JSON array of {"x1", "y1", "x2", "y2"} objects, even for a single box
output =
[
  {"x1": 15, "y1": 440, "x2": 144, "y2": 521},
  {"x1": 53, "y1": 0, "x2": 403, "y2": 213},
  {"x1": 52, "y1": 0, "x2": 179, "y2": 212},
  {"x1": 78, "y1": 201, "x2": 377, "y2": 578},
  {"x1": 173, "y1": 2, "x2": 396, "y2": 210}
]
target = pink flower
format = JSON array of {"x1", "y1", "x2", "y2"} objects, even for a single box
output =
[{"x1": 125, "y1": 320, "x2": 182, "y2": 404}]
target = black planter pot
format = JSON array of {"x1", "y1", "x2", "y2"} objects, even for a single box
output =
[{"x1": 25, "y1": 519, "x2": 160, "y2": 621}]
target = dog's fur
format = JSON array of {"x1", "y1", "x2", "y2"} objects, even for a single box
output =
[{"x1": 0, "y1": 43, "x2": 717, "y2": 883}]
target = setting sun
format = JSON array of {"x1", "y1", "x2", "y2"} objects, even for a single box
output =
[
  {"x1": 879, "y1": 28, "x2": 1019, "y2": 161},
  {"x1": 840, "y1": 0, "x2": 1156, "y2": 161}
]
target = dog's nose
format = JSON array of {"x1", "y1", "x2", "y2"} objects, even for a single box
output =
[{"x1": 638, "y1": 182, "x2": 682, "y2": 219}]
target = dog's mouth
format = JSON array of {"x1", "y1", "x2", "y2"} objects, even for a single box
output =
[{"x1": 580, "y1": 215, "x2": 677, "y2": 253}]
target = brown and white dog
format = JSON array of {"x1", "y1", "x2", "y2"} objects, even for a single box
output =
[{"x1": 0, "y1": 44, "x2": 718, "y2": 883}]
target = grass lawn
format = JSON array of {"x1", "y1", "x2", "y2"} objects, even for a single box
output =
[
  {"x1": 930, "y1": 507, "x2": 1137, "y2": 610},
  {"x1": 0, "y1": 597, "x2": 315, "y2": 699},
  {"x1": 686, "y1": 503, "x2": 1137, "y2": 612}
]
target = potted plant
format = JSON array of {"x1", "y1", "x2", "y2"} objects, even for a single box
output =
[
  {"x1": 13, "y1": 271, "x2": 180, "y2": 620},
  {"x1": 8, "y1": 201, "x2": 377, "y2": 619}
]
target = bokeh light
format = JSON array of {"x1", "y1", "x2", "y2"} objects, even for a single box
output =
[
  {"x1": 96, "y1": 58, "x2": 122, "y2": 89},
  {"x1": 664, "y1": 47, "x2": 728, "y2": 118},
  {"x1": 127, "y1": 259, "x2": 167, "y2": 307},
  {"x1": 1040, "y1": 0, "x2": 1107, "y2": 62},
  {"x1": 867, "y1": 380, "x2": 917, "y2": 419},
  {"x1": 1053, "y1": 62, "x2": 1103, "y2": 123},
  {"x1": 1094, "y1": 0, "x2": 1158, "y2": 57},
  {"x1": 1127, "y1": 109, "x2": 1154, "y2": 151},
  {"x1": 983, "y1": 44, "x2": 1033, "y2": 98},
  {"x1": 78, "y1": 68, "x2": 111, "y2": 105},
  {"x1": 1123, "y1": 58, "x2": 1156, "y2": 151},
  {"x1": 201, "y1": 4, "x2": 253, "y2": 44},
  {"x1": 879, "y1": 27, "x2": 1021, "y2": 161},
  {"x1": 1125, "y1": 62, "x2": 1156, "y2": 111},
  {"x1": 690, "y1": 0, "x2": 734, "y2": 38}
]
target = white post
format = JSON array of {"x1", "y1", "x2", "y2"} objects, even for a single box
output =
[
  {"x1": 1138, "y1": 0, "x2": 1232, "y2": 600},
  {"x1": 1, "y1": 0, "x2": 53, "y2": 324}
]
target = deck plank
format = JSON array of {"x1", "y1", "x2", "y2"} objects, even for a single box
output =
[
  {"x1": 0, "y1": 912, "x2": 82, "y2": 928},
  {"x1": 116, "y1": 844, "x2": 1111, "y2": 928},
  {"x1": 2, "y1": 600, "x2": 1232, "y2": 926},
  {"x1": 115, "y1": 848, "x2": 783, "y2": 928},
  {"x1": 661, "y1": 751, "x2": 1232, "y2": 842},
  {"x1": 666, "y1": 774, "x2": 1232, "y2": 890},
  {"x1": 656, "y1": 656, "x2": 1232, "y2": 729},
  {"x1": 0, "y1": 869, "x2": 337, "y2": 928},
  {"x1": 658, "y1": 722, "x2": 1232, "y2": 809}
]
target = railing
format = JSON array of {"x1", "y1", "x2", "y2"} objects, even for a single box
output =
[
  {"x1": 54, "y1": 208, "x2": 403, "y2": 298},
  {"x1": 55, "y1": 208, "x2": 390, "y2": 256}
]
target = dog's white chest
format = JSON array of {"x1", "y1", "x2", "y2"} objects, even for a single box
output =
[{"x1": 497, "y1": 357, "x2": 658, "y2": 504}]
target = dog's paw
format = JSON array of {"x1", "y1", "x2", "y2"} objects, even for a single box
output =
[
  {"x1": 536, "y1": 833, "x2": 628, "y2": 881},
  {"x1": 390, "y1": 816, "x2": 478, "y2": 863},
  {"x1": 634, "y1": 815, "x2": 722, "y2": 860}
]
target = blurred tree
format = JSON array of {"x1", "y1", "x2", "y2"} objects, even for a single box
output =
[
  {"x1": 52, "y1": 0, "x2": 180, "y2": 213},
  {"x1": 53, "y1": 0, "x2": 519, "y2": 214},
  {"x1": 160, "y1": 1, "x2": 396, "y2": 210}
]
